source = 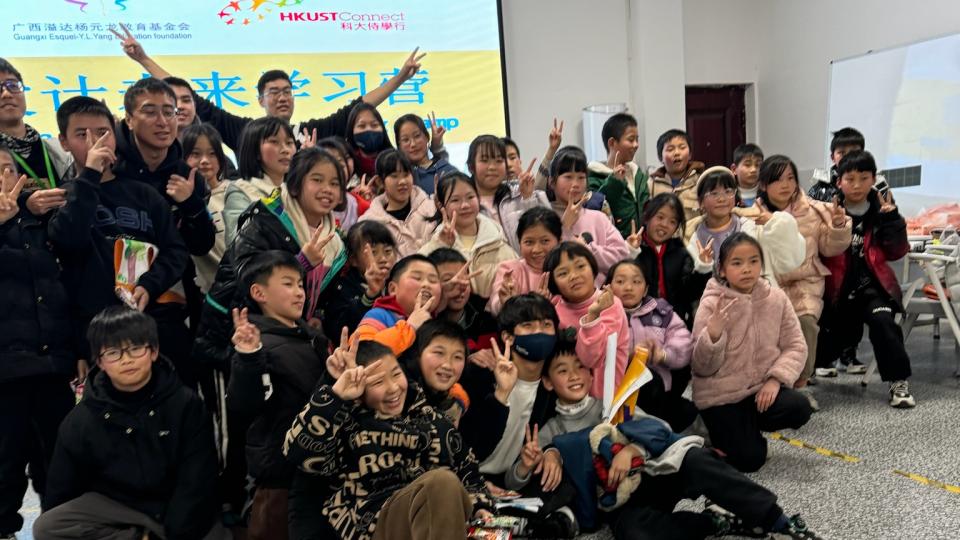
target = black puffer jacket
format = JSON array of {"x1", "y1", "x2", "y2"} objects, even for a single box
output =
[
  {"x1": 44, "y1": 359, "x2": 220, "y2": 540},
  {"x1": 635, "y1": 237, "x2": 709, "y2": 328},
  {"x1": 226, "y1": 315, "x2": 328, "y2": 488},
  {"x1": 0, "y1": 210, "x2": 75, "y2": 381}
]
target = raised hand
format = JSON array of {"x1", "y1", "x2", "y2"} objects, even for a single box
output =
[
  {"x1": 695, "y1": 237, "x2": 715, "y2": 265},
  {"x1": 626, "y1": 222, "x2": 644, "y2": 250},
  {"x1": 353, "y1": 174, "x2": 376, "y2": 202},
  {"x1": 0, "y1": 167, "x2": 27, "y2": 224},
  {"x1": 548, "y1": 118, "x2": 564, "y2": 152},
  {"x1": 109, "y1": 23, "x2": 147, "y2": 63},
  {"x1": 84, "y1": 129, "x2": 116, "y2": 173},
  {"x1": 561, "y1": 191, "x2": 591, "y2": 231},
  {"x1": 443, "y1": 263, "x2": 480, "y2": 303},
  {"x1": 438, "y1": 207, "x2": 458, "y2": 247},
  {"x1": 362, "y1": 244, "x2": 389, "y2": 297},
  {"x1": 518, "y1": 424, "x2": 544, "y2": 477},
  {"x1": 399, "y1": 47, "x2": 427, "y2": 81},
  {"x1": 586, "y1": 285, "x2": 615, "y2": 322},
  {"x1": 331, "y1": 359, "x2": 384, "y2": 401},
  {"x1": 753, "y1": 199, "x2": 773, "y2": 226},
  {"x1": 707, "y1": 296, "x2": 737, "y2": 343},
  {"x1": 829, "y1": 196, "x2": 847, "y2": 227},
  {"x1": 755, "y1": 378, "x2": 781, "y2": 413},
  {"x1": 166, "y1": 168, "x2": 196, "y2": 204},
  {"x1": 301, "y1": 226, "x2": 335, "y2": 267},
  {"x1": 608, "y1": 151, "x2": 626, "y2": 181},
  {"x1": 497, "y1": 268, "x2": 516, "y2": 305},
  {"x1": 533, "y1": 272, "x2": 552, "y2": 299},
  {"x1": 491, "y1": 336, "x2": 518, "y2": 404},
  {"x1": 518, "y1": 158, "x2": 537, "y2": 199},
  {"x1": 301, "y1": 127, "x2": 318, "y2": 150},
  {"x1": 406, "y1": 289, "x2": 436, "y2": 330},
  {"x1": 231, "y1": 307, "x2": 261, "y2": 353},
  {"x1": 326, "y1": 326, "x2": 359, "y2": 379},
  {"x1": 878, "y1": 190, "x2": 897, "y2": 213},
  {"x1": 429, "y1": 111, "x2": 446, "y2": 150}
]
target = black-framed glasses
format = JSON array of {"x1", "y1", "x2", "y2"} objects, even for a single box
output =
[
  {"x1": 0, "y1": 80, "x2": 24, "y2": 95},
  {"x1": 135, "y1": 105, "x2": 178, "y2": 120},
  {"x1": 98, "y1": 344, "x2": 153, "y2": 364}
]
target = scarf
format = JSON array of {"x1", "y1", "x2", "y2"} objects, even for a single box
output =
[{"x1": 0, "y1": 124, "x2": 40, "y2": 158}]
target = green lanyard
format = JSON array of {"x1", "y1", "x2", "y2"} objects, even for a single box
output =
[{"x1": 12, "y1": 142, "x2": 56, "y2": 189}]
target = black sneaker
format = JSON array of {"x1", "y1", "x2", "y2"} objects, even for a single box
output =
[
  {"x1": 769, "y1": 514, "x2": 824, "y2": 539},
  {"x1": 703, "y1": 502, "x2": 767, "y2": 538},
  {"x1": 838, "y1": 349, "x2": 866, "y2": 374}
]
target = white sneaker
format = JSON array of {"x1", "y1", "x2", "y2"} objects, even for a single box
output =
[
  {"x1": 814, "y1": 366, "x2": 837, "y2": 377},
  {"x1": 889, "y1": 380, "x2": 916, "y2": 408}
]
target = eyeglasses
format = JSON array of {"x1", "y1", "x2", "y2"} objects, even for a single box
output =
[
  {"x1": 0, "y1": 80, "x2": 24, "y2": 95},
  {"x1": 262, "y1": 88, "x2": 293, "y2": 99},
  {"x1": 135, "y1": 105, "x2": 178, "y2": 120},
  {"x1": 706, "y1": 188, "x2": 736, "y2": 200},
  {"x1": 98, "y1": 344, "x2": 153, "y2": 364},
  {"x1": 399, "y1": 131, "x2": 426, "y2": 146}
]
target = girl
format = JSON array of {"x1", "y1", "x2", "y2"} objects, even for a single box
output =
[
  {"x1": 284, "y1": 340, "x2": 494, "y2": 540},
  {"x1": 345, "y1": 102, "x2": 392, "y2": 179},
  {"x1": 223, "y1": 117, "x2": 295, "y2": 243},
  {"x1": 633, "y1": 193, "x2": 704, "y2": 328},
  {"x1": 692, "y1": 233, "x2": 811, "y2": 473},
  {"x1": 606, "y1": 259, "x2": 696, "y2": 432},
  {"x1": 182, "y1": 123, "x2": 230, "y2": 293},
  {"x1": 196, "y1": 148, "x2": 348, "y2": 369},
  {"x1": 358, "y1": 148, "x2": 436, "y2": 256},
  {"x1": 686, "y1": 166, "x2": 805, "y2": 287},
  {"x1": 757, "y1": 155, "x2": 851, "y2": 397},
  {"x1": 487, "y1": 207, "x2": 560, "y2": 315},
  {"x1": 419, "y1": 172, "x2": 517, "y2": 299},
  {"x1": 407, "y1": 319, "x2": 472, "y2": 426},
  {"x1": 394, "y1": 113, "x2": 457, "y2": 195},
  {"x1": 318, "y1": 220, "x2": 398, "y2": 341},
  {"x1": 467, "y1": 135, "x2": 508, "y2": 221},
  {"x1": 545, "y1": 242, "x2": 630, "y2": 399},
  {"x1": 316, "y1": 136, "x2": 368, "y2": 230}
]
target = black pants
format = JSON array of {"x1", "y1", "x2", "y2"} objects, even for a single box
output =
[
  {"x1": 816, "y1": 286, "x2": 911, "y2": 381},
  {"x1": 636, "y1": 370, "x2": 698, "y2": 433},
  {"x1": 0, "y1": 376, "x2": 74, "y2": 535},
  {"x1": 612, "y1": 447, "x2": 784, "y2": 540},
  {"x1": 699, "y1": 388, "x2": 811, "y2": 473}
]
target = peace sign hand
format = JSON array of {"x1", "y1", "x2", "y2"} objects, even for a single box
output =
[
  {"x1": 428, "y1": 111, "x2": 446, "y2": 150},
  {"x1": 0, "y1": 167, "x2": 27, "y2": 225},
  {"x1": 362, "y1": 244, "x2": 389, "y2": 297},
  {"x1": 231, "y1": 307, "x2": 261, "y2": 354},
  {"x1": 828, "y1": 196, "x2": 847, "y2": 227},
  {"x1": 626, "y1": 222, "x2": 644, "y2": 250},
  {"x1": 406, "y1": 289, "x2": 437, "y2": 330},
  {"x1": 166, "y1": 168, "x2": 196, "y2": 204},
  {"x1": 879, "y1": 190, "x2": 897, "y2": 213},
  {"x1": 84, "y1": 129, "x2": 116, "y2": 173},
  {"x1": 301, "y1": 127, "x2": 318, "y2": 150},
  {"x1": 753, "y1": 199, "x2": 773, "y2": 226},
  {"x1": 533, "y1": 272, "x2": 552, "y2": 299},
  {"x1": 696, "y1": 237, "x2": 715, "y2": 265},
  {"x1": 548, "y1": 118, "x2": 564, "y2": 152},
  {"x1": 707, "y1": 296, "x2": 737, "y2": 343},
  {"x1": 519, "y1": 424, "x2": 544, "y2": 475},
  {"x1": 326, "y1": 326, "x2": 359, "y2": 379},
  {"x1": 518, "y1": 158, "x2": 537, "y2": 199},
  {"x1": 399, "y1": 47, "x2": 427, "y2": 81},
  {"x1": 561, "y1": 191, "x2": 591, "y2": 231},
  {"x1": 491, "y1": 336, "x2": 518, "y2": 404},
  {"x1": 608, "y1": 151, "x2": 626, "y2": 181},
  {"x1": 439, "y1": 208, "x2": 458, "y2": 247},
  {"x1": 301, "y1": 227, "x2": 335, "y2": 267},
  {"x1": 331, "y1": 359, "x2": 384, "y2": 401},
  {"x1": 109, "y1": 23, "x2": 147, "y2": 63}
]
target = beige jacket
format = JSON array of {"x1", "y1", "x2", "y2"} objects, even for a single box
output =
[
  {"x1": 419, "y1": 213, "x2": 518, "y2": 298},
  {"x1": 649, "y1": 161, "x2": 704, "y2": 224}
]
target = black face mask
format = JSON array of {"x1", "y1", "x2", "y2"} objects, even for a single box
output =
[
  {"x1": 512, "y1": 333, "x2": 557, "y2": 363},
  {"x1": 354, "y1": 130, "x2": 386, "y2": 152}
]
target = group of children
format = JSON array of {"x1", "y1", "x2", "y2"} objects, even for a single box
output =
[{"x1": 0, "y1": 34, "x2": 918, "y2": 540}]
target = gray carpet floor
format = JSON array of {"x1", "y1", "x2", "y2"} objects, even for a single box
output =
[{"x1": 13, "y1": 327, "x2": 960, "y2": 540}]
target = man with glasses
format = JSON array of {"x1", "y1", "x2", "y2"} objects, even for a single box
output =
[{"x1": 112, "y1": 25, "x2": 426, "y2": 154}]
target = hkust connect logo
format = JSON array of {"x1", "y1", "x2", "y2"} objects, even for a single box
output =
[{"x1": 217, "y1": 0, "x2": 406, "y2": 28}]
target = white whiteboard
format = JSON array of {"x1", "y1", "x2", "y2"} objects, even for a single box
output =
[{"x1": 828, "y1": 32, "x2": 960, "y2": 217}]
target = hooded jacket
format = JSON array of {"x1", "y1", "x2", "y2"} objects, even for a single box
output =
[
  {"x1": 222, "y1": 176, "x2": 280, "y2": 245},
  {"x1": 113, "y1": 121, "x2": 215, "y2": 257},
  {"x1": 358, "y1": 185, "x2": 436, "y2": 257},
  {"x1": 43, "y1": 359, "x2": 220, "y2": 540},
  {"x1": 283, "y1": 382, "x2": 494, "y2": 540},
  {"x1": 691, "y1": 278, "x2": 806, "y2": 409},
  {"x1": 226, "y1": 315, "x2": 328, "y2": 488},
  {"x1": 419, "y1": 213, "x2": 518, "y2": 298},
  {"x1": 587, "y1": 160, "x2": 651, "y2": 238},
  {"x1": 352, "y1": 295, "x2": 416, "y2": 356}
]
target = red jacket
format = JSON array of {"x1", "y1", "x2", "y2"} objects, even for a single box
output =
[{"x1": 822, "y1": 192, "x2": 909, "y2": 306}]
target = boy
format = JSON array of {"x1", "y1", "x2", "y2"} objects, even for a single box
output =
[
  {"x1": 649, "y1": 129, "x2": 704, "y2": 223},
  {"x1": 353, "y1": 254, "x2": 441, "y2": 355},
  {"x1": 283, "y1": 340, "x2": 494, "y2": 540},
  {"x1": 226, "y1": 250, "x2": 329, "y2": 540},
  {"x1": 807, "y1": 127, "x2": 864, "y2": 204},
  {"x1": 587, "y1": 112, "x2": 650, "y2": 238},
  {"x1": 534, "y1": 339, "x2": 822, "y2": 539},
  {"x1": 49, "y1": 96, "x2": 191, "y2": 383},
  {"x1": 34, "y1": 307, "x2": 226, "y2": 540},
  {"x1": 428, "y1": 248, "x2": 498, "y2": 355},
  {"x1": 0, "y1": 150, "x2": 77, "y2": 540},
  {"x1": 730, "y1": 143, "x2": 764, "y2": 209},
  {"x1": 819, "y1": 150, "x2": 915, "y2": 408}
]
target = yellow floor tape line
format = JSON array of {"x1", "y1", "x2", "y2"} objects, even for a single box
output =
[
  {"x1": 768, "y1": 432, "x2": 861, "y2": 463},
  {"x1": 893, "y1": 470, "x2": 960, "y2": 495}
]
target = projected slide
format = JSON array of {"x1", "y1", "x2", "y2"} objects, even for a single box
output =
[
  {"x1": 4, "y1": 0, "x2": 507, "y2": 167},
  {"x1": 828, "y1": 33, "x2": 960, "y2": 218}
]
